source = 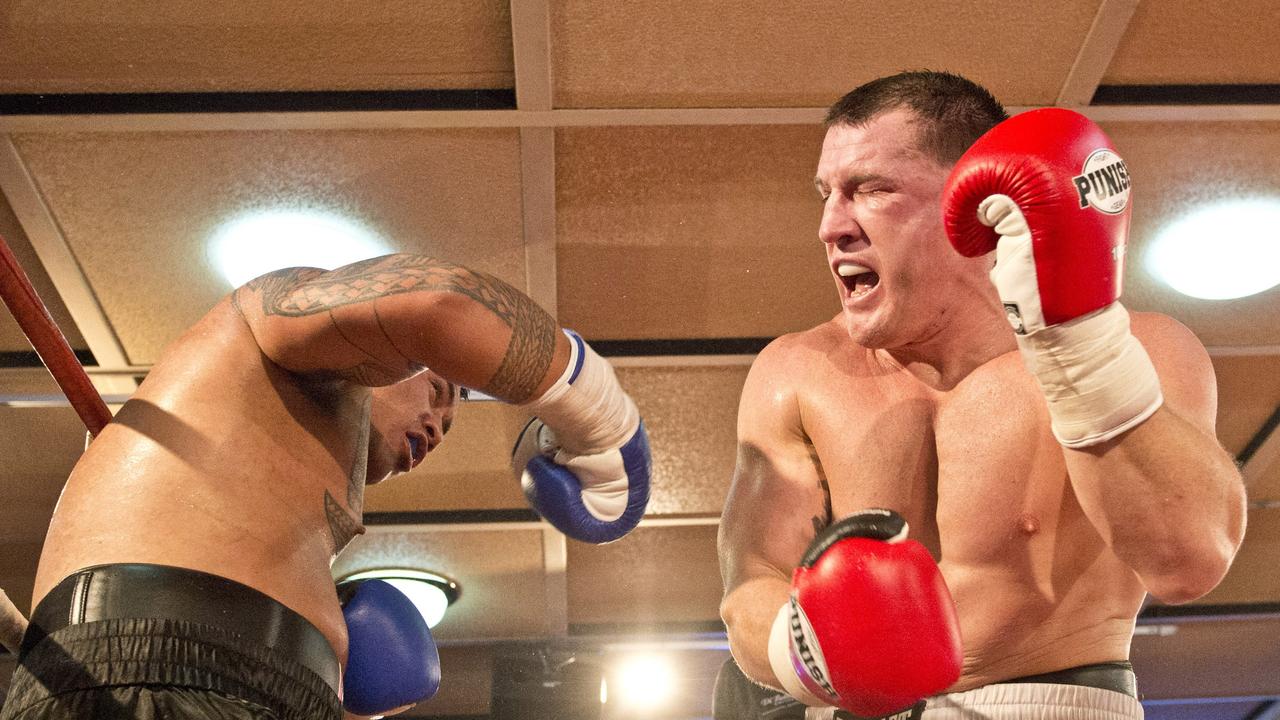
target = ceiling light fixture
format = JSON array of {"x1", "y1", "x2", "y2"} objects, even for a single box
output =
[
  {"x1": 207, "y1": 207, "x2": 391, "y2": 287},
  {"x1": 1145, "y1": 198, "x2": 1280, "y2": 300},
  {"x1": 338, "y1": 569, "x2": 460, "y2": 629}
]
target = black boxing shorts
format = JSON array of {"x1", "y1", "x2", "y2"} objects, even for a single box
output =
[
  {"x1": 714, "y1": 656, "x2": 808, "y2": 720},
  {"x1": 0, "y1": 564, "x2": 342, "y2": 720}
]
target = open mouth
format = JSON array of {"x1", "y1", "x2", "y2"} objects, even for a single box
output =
[
  {"x1": 406, "y1": 433, "x2": 428, "y2": 469},
  {"x1": 836, "y1": 262, "x2": 881, "y2": 299}
]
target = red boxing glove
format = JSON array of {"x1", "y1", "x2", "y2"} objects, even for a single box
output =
[
  {"x1": 943, "y1": 108, "x2": 1130, "y2": 328},
  {"x1": 941, "y1": 109, "x2": 1162, "y2": 447},
  {"x1": 767, "y1": 509, "x2": 962, "y2": 716}
]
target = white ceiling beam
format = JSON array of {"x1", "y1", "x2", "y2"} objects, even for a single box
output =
[
  {"x1": 0, "y1": 136, "x2": 137, "y2": 398},
  {"x1": 1056, "y1": 0, "x2": 1142, "y2": 107},
  {"x1": 510, "y1": 0, "x2": 554, "y2": 113}
]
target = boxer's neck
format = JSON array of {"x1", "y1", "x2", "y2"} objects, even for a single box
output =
[{"x1": 880, "y1": 301, "x2": 1016, "y2": 390}]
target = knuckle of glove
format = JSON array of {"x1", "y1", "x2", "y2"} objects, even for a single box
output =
[{"x1": 513, "y1": 420, "x2": 652, "y2": 544}]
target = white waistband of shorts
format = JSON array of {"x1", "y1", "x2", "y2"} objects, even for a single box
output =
[{"x1": 924, "y1": 682, "x2": 1143, "y2": 719}]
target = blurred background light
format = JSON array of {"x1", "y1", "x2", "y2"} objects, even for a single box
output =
[
  {"x1": 208, "y1": 207, "x2": 391, "y2": 287},
  {"x1": 339, "y1": 569, "x2": 460, "y2": 628},
  {"x1": 1146, "y1": 198, "x2": 1280, "y2": 300}
]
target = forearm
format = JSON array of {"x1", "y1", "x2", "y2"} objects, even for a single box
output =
[
  {"x1": 721, "y1": 576, "x2": 792, "y2": 689},
  {"x1": 1064, "y1": 405, "x2": 1246, "y2": 603},
  {"x1": 241, "y1": 255, "x2": 571, "y2": 402}
]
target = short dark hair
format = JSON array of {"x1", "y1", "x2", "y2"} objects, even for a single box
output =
[{"x1": 824, "y1": 71, "x2": 1008, "y2": 165}]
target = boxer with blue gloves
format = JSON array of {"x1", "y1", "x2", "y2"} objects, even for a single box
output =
[{"x1": 8, "y1": 254, "x2": 650, "y2": 720}]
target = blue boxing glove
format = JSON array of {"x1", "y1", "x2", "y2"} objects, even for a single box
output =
[
  {"x1": 512, "y1": 330, "x2": 651, "y2": 543},
  {"x1": 340, "y1": 579, "x2": 441, "y2": 717}
]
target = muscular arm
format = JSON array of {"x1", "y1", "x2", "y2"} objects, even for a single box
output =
[
  {"x1": 231, "y1": 255, "x2": 568, "y2": 403},
  {"x1": 718, "y1": 338, "x2": 830, "y2": 688},
  {"x1": 1063, "y1": 313, "x2": 1246, "y2": 604}
]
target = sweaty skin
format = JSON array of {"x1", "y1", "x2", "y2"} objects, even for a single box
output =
[
  {"x1": 719, "y1": 110, "x2": 1244, "y2": 694},
  {"x1": 33, "y1": 255, "x2": 572, "y2": 664}
]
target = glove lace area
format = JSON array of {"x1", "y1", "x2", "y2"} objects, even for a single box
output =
[{"x1": 520, "y1": 330, "x2": 639, "y2": 455}]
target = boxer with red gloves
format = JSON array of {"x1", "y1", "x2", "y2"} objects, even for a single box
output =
[
  {"x1": 9, "y1": 255, "x2": 648, "y2": 720},
  {"x1": 720, "y1": 72, "x2": 1244, "y2": 720}
]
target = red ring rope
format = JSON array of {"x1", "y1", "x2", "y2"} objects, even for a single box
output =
[{"x1": 0, "y1": 232, "x2": 112, "y2": 436}]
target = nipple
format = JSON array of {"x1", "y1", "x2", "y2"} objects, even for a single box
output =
[{"x1": 1018, "y1": 513, "x2": 1041, "y2": 536}]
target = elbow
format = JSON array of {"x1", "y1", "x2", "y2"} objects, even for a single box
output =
[
  {"x1": 719, "y1": 599, "x2": 775, "y2": 687},
  {"x1": 1141, "y1": 541, "x2": 1237, "y2": 605}
]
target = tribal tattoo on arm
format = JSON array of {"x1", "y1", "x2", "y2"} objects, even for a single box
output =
[
  {"x1": 244, "y1": 256, "x2": 558, "y2": 402},
  {"x1": 808, "y1": 443, "x2": 833, "y2": 536}
]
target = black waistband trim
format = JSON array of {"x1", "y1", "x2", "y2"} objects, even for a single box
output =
[
  {"x1": 24, "y1": 563, "x2": 340, "y2": 694},
  {"x1": 1000, "y1": 661, "x2": 1137, "y2": 697}
]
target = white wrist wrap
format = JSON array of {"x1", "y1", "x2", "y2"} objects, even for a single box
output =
[
  {"x1": 520, "y1": 331, "x2": 639, "y2": 455},
  {"x1": 767, "y1": 603, "x2": 829, "y2": 707},
  {"x1": 1017, "y1": 302, "x2": 1163, "y2": 448}
]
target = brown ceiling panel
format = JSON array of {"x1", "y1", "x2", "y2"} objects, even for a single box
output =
[
  {"x1": 0, "y1": 0, "x2": 513, "y2": 94},
  {"x1": 366, "y1": 402, "x2": 532, "y2": 513},
  {"x1": 332, "y1": 526, "x2": 554, "y2": 642},
  {"x1": 0, "y1": 191, "x2": 87, "y2": 354},
  {"x1": 1105, "y1": 0, "x2": 1280, "y2": 86},
  {"x1": 617, "y1": 364, "x2": 746, "y2": 517},
  {"x1": 557, "y1": 124, "x2": 836, "y2": 340},
  {"x1": 1196, "y1": 507, "x2": 1280, "y2": 605},
  {"x1": 12, "y1": 128, "x2": 525, "y2": 366},
  {"x1": 550, "y1": 1, "x2": 1098, "y2": 108},
  {"x1": 1212, "y1": 354, "x2": 1280, "y2": 457},
  {"x1": 1103, "y1": 121, "x2": 1280, "y2": 347},
  {"x1": 567, "y1": 524, "x2": 722, "y2": 627}
]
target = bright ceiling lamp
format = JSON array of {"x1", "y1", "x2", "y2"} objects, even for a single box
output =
[
  {"x1": 338, "y1": 569, "x2": 460, "y2": 628},
  {"x1": 208, "y1": 208, "x2": 391, "y2": 287},
  {"x1": 1145, "y1": 198, "x2": 1280, "y2": 300},
  {"x1": 604, "y1": 653, "x2": 677, "y2": 714}
]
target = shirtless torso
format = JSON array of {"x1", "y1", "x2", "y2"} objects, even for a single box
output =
[
  {"x1": 778, "y1": 317, "x2": 1147, "y2": 690},
  {"x1": 31, "y1": 257, "x2": 563, "y2": 664},
  {"x1": 34, "y1": 298, "x2": 379, "y2": 660}
]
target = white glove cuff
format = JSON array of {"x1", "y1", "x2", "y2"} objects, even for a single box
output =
[
  {"x1": 1017, "y1": 302, "x2": 1163, "y2": 448},
  {"x1": 520, "y1": 330, "x2": 639, "y2": 455},
  {"x1": 768, "y1": 603, "x2": 830, "y2": 707}
]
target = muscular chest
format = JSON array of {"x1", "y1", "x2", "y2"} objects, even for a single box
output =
[{"x1": 803, "y1": 354, "x2": 1068, "y2": 548}]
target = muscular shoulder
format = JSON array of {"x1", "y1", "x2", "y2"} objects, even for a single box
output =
[
  {"x1": 1129, "y1": 310, "x2": 1209, "y2": 363},
  {"x1": 752, "y1": 319, "x2": 848, "y2": 375}
]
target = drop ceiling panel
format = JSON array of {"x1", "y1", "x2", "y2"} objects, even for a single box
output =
[
  {"x1": 556, "y1": 124, "x2": 835, "y2": 340},
  {"x1": 332, "y1": 526, "x2": 553, "y2": 642},
  {"x1": 11, "y1": 128, "x2": 525, "y2": 365},
  {"x1": 0, "y1": 0, "x2": 514, "y2": 93},
  {"x1": 1104, "y1": 0, "x2": 1280, "y2": 86},
  {"x1": 1197, "y1": 507, "x2": 1280, "y2": 606},
  {"x1": 549, "y1": 0, "x2": 1100, "y2": 108},
  {"x1": 1103, "y1": 120, "x2": 1280, "y2": 348},
  {"x1": 618, "y1": 365, "x2": 746, "y2": 517},
  {"x1": 566, "y1": 524, "x2": 722, "y2": 627},
  {"x1": 365, "y1": 403, "x2": 532, "y2": 513}
]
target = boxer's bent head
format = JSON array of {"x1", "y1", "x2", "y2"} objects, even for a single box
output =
[
  {"x1": 365, "y1": 370, "x2": 462, "y2": 484},
  {"x1": 825, "y1": 70, "x2": 1008, "y2": 166}
]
